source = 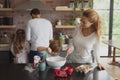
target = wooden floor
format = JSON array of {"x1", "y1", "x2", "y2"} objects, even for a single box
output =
[{"x1": 100, "y1": 57, "x2": 120, "y2": 79}]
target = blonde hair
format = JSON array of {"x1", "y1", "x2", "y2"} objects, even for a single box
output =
[
  {"x1": 82, "y1": 9, "x2": 102, "y2": 41},
  {"x1": 13, "y1": 29, "x2": 25, "y2": 54}
]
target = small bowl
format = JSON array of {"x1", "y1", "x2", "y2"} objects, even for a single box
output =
[{"x1": 46, "y1": 56, "x2": 66, "y2": 69}]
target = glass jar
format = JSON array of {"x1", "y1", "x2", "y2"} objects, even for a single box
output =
[
  {"x1": 3, "y1": 16, "x2": 13, "y2": 25},
  {"x1": 69, "y1": 0, "x2": 74, "y2": 8},
  {"x1": 59, "y1": 35, "x2": 65, "y2": 44},
  {"x1": 57, "y1": 20, "x2": 62, "y2": 26},
  {"x1": 0, "y1": 3, "x2": 3, "y2": 8},
  {"x1": 75, "y1": 17, "x2": 80, "y2": 25},
  {"x1": 3, "y1": 0, "x2": 11, "y2": 8}
]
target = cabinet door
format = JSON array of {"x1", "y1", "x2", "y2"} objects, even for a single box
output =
[{"x1": 0, "y1": 51, "x2": 14, "y2": 63}]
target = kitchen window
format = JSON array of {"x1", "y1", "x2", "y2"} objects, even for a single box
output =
[{"x1": 93, "y1": 0, "x2": 120, "y2": 56}]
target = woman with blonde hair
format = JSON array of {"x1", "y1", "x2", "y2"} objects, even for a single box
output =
[
  {"x1": 66, "y1": 9, "x2": 104, "y2": 70},
  {"x1": 11, "y1": 29, "x2": 30, "y2": 63}
]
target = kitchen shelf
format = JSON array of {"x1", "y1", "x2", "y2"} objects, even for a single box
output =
[
  {"x1": 0, "y1": 25, "x2": 16, "y2": 28},
  {"x1": 55, "y1": 7, "x2": 81, "y2": 11},
  {"x1": 0, "y1": 8, "x2": 13, "y2": 11},
  {"x1": 55, "y1": 25, "x2": 76, "y2": 28}
]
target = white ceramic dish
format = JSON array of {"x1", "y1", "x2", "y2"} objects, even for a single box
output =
[{"x1": 46, "y1": 56, "x2": 66, "y2": 69}]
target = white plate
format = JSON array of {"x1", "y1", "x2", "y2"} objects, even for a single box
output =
[{"x1": 75, "y1": 64, "x2": 96, "y2": 74}]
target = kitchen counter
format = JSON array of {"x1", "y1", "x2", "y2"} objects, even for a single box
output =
[
  {"x1": 0, "y1": 44, "x2": 13, "y2": 63},
  {"x1": 0, "y1": 44, "x2": 10, "y2": 51},
  {"x1": 0, "y1": 63, "x2": 114, "y2": 80}
]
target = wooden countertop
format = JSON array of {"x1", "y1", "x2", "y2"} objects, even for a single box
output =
[{"x1": 101, "y1": 57, "x2": 120, "y2": 79}]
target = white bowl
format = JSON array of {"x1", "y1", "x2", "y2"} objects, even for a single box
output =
[{"x1": 46, "y1": 56, "x2": 66, "y2": 69}]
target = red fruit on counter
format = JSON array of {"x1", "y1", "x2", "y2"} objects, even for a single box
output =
[
  {"x1": 62, "y1": 66, "x2": 74, "y2": 75},
  {"x1": 62, "y1": 66, "x2": 69, "y2": 71},
  {"x1": 54, "y1": 69, "x2": 67, "y2": 78},
  {"x1": 67, "y1": 67, "x2": 73, "y2": 75}
]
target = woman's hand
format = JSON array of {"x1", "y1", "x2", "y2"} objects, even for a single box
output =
[
  {"x1": 97, "y1": 63, "x2": 105, "y2": 70},
  {"x1": 66, "y1": 47, "x2": 74, "y2": 56}
]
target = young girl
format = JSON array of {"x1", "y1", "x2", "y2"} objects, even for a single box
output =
[{"x1": 11, "y1": 29, "x2": 30, "y2": 63}]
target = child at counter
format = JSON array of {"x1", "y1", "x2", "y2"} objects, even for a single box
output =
[
  {"x1": 38, "y1": 40, "x2": 62, "y2": 58},
  {"x1": 11, "y1": 29, "x2": 30, "y2": 63},
  {"x1": 34, "y1": 40, "x2": 61, "y2": 71}
]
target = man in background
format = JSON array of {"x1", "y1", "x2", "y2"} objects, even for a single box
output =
[{"x1": 26, "y1": 8, "x2": 53, "y2": 63}]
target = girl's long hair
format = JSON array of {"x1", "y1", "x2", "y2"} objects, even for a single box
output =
[
  {"x1": 82, "y1": 9, "x2": 102, "y2": 41},
  {"x1": 13, "y1": 29, "x2": 25, "y2": 54}
]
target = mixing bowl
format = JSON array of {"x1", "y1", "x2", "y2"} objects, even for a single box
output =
[{"x1": 46, "y1": 56, "x2": 66, "y2": 69}]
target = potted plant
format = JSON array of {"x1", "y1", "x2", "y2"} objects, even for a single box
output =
[
  {"x1": 74, "y1": 0, "x2": 81, "y2": 10},
  {"x1": 74, "y1": 0, "x2": 93, "y2": 10}
]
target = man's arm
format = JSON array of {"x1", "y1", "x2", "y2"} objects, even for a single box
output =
[
  {"x1": 26, "y1": 21, "x2": 31, "y2": 41},
  {"x1": 37, "y1": 46, "x2": 52, "y2": 54}
]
